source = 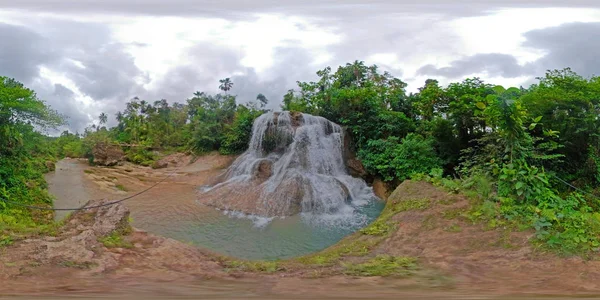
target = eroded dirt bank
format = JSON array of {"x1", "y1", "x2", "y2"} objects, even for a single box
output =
[{"x1": 3, "y1": 154, "x2": 600, "y2": 299}]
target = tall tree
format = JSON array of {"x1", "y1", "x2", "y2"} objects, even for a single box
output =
[
  {"x1": 256, "y1": 93, "x2": 268, "y2": 108},
  {"x1": 98, "y1": 112, "x2": 107, "y2": 131},
  {"x1": 219, "y1": 78, "x2": 234, "y2": 93}
]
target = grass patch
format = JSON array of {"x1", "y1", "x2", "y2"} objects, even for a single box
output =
[
  {"x1": 98, "y1": 231, "x2": 133, "y2": 249},
  {"x1": 0, "y1": 235, "x2": 13, "y2": 247},
  {"x1": 343, "y1": 255, "x2": 417, "y2": 277},
  {"x1": 444, "y1": 224, "x2": 462, "y2": 233},
  {"x1": 442, "y1": 208, "x2": 464, "y2": 220},
  {"x1": 1, "y1": 213, "x2": 63, "y2": 244},
  {"x1": 360, "y1": 198, "x2": 430, "y2": 236},
  {"x1": 115, "y1": 184, "x2": 127, "y2": 192},
  {"x1": 223, "y1": 260, "x2": 284, "y2": 273},
  {"x1": 296, "y1": 238, "x2": 377, "y2": 266},
  {"x1": 83, "y1": 169, "x2": 94, "y2": 174},
  {"x1": 421, "y1": 215, "x2": 437, "y2": 231},
  {"x1": 297, "y1": 198, "x2": 431, "y2": 267}
]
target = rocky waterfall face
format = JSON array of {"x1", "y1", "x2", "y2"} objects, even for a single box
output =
[{"x1": 198, "y1": 111, "x2": 380, "y2": 222}]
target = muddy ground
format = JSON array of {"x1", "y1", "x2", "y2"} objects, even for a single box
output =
[{"x1": 2, "y1": 153, "x2": 600, "y2": 299}]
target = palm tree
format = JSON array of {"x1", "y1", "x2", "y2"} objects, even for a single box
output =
[
  {"x1": 116, "y1": 111, "x2": 123, "y2": 123},
  {"x1": 219, "y1": 78, "x2": 233, "y2": 93},
  {"x1": 99, "y1": 112, "x2": 107, "y2": 126}
]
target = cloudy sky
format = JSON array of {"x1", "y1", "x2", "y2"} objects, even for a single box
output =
[{"x1": 1, "y1": 1, "x2": 600, "y2": 133}]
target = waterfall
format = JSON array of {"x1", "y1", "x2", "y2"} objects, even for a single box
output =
[{"x1": 198, "y1": 111, "x2": 380, "y2": 225}]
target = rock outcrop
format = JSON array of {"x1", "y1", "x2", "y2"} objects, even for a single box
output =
[
  {"x1": 15, "y1": 198, "x2": 129, "y2": 274},
  {"x1": 152, "y1": 153, "x2": 195, "y2": 169},
  {"x1": 92, "y1": 142, "x2": 125, "y2": 166},
  {"x1": 372, "y1": 178, "x2": 390, "y2": 200},
  {"x1": 341, "y1": 128, "x2": 367, "y2": 178}
]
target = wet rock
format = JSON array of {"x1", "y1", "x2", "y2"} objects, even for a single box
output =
[
  {"x1": 254, "y1": 159, "x2": 272, "y2": 180},
  {"x1": 346, "y1": 158, "x2": 367, "y2": 178},
  {"x1": 341, "y1": 128, "x2": 367, "y2": 178},
  {"x1": 372, "y1": 178, "x2": 390, "y2": 200},
  {"x1": 92, "y1": 142, "x2": 125, "y2": 166},
  {"x1": 290, "y1": 111, "x2": 304, "y2": 128}
]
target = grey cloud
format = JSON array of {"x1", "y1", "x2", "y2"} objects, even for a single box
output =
[
  {"x1": 141, "y1": 44, "x2": 318, "y2": 111},
  {"x1": 59, "y1": 43, "x2": 146, "y2": 101},
  {"x1": 523, "y1": 22, "x2": 600, "y2": 78},
  {"x1": 141, "y1": 44, "x2": 246, "y2": 104},
  {"x1": 1, "y1": 0, "x2": 599, "y2": 18},
  {"x1": 0, "y1": 23, "x2": 58, "y2": 84},
  {"x1": 230, "y1": 47, "x2": 320, "y2": 110},
  {"x1": 0, "y1": 19, "x2": 146, "y2": 132},
  {"x1": 38, "y1": 20, "x2": 148, "y2": 101},
  {"x1": 416, "y1": 22, "x2": 600, "y2": 83},
  {"x1": 416, "y1": 53, "x2": 530, "y2": 78},
  {"x1": 30, "y1": 81, "x2": 92, "y2": 133}
]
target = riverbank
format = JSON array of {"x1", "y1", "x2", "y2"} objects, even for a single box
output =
[{"x1": 3, "y1": 154, "x2": 600, "y2": 298}]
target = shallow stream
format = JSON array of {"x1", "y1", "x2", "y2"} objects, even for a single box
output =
[{"x1": 48, "y1": 159, "x2": 384, "y2": 260}]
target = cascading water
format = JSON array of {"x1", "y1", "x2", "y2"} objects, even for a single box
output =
[{"x1": 198, "y1": 111, "x2": 381, "y2": 227}]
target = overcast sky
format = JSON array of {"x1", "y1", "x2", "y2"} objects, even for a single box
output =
[{"x1": 1, "y1": 1, "x2": 600, "y2": 133}]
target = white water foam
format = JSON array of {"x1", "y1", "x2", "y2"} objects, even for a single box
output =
[
  {"x1": 221, "y1": 209, "x2": 275, "y2": 229},
  {"x1": 201, "y1": 111, "x2": 380, "y2": 228}
]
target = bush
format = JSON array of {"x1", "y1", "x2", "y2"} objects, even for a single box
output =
[
  {"x1": 220, "y1": 106, "x2": 263, "y2": 154},
  {"x1": 359, "y1": 133, "x2": 442, "y2": 182},
  {"x1": 125, "y1": 147, "x2": 156, "y2": 166},
  {"x1": 62, "y1": 141, "x2": 85, "y2": 158}
]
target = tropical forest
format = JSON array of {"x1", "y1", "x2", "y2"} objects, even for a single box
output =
[{"x1": 3, "y1": 62, "x2": 600, "y2": 297}]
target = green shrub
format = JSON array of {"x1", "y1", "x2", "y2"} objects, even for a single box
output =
[
  {"x1": 126, "y1": 148, "x2": 156, "y2": 166},
  {"x1": 359, "y1": 133, "x2": 442, "y2": 182},
  {"x1": 220, "y1": 106, "x2": 263, "y2": 154},
  {"x1": 98, "y1": 231, "x2": 133, "y2": 249},
  {"x1": 343, "y1": 255, "x2": 417, "y2": 277}
]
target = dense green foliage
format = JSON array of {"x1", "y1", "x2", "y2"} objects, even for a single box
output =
[
  {"x1": 283, "y1": 63, "x2": 600, "y2": 254},
  {"x1": 359, "y1": 134, "x2": 441, "y2": 182},
  {"x1": 0, "y1": 77, "x2": 64, "y2": 234},
  {"x1": 3, "y1": 61, "x2": 600, "y2": 256},
  {"x1": 51, "y1": 81, "x2": 269, "y2": 165}
]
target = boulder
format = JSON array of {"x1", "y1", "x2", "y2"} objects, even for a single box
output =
[
  {"x1": 372, "y1": 178, "x2": 390, "y2": 200},
  {"x1": 253, "y1": 159, "x2": 272, "y2": 180},
  {"x1": 92, "y1": 142, "x2": 125, "y2": 166},
  {"x1": 151, "y1": 160, "x2": 168, "y2": 169},
  {"x1": 347, "y1": 158, "x2": 367, "y2": 178}
]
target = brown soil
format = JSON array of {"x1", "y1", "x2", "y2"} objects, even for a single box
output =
[
  {"x1": 374, "y1": 181, "x2": 600, "y2": 294},
  {"x1": 3, "y1": 156, "x2": 600, "y2": 299}
]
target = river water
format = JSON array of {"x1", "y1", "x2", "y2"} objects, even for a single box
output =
[
  {"x1": 134, "y1": 196, "x2": 383, "y2": 260},
  {"x1": 47, "y1": 157, "x2": 383, "y2": 260},
  {"x1": 45, "y1": 159, "x2": 108, "y2": 221}
]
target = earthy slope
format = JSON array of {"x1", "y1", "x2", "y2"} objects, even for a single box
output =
[{"x1": 3, "y1": 156, "x2": 600, "y2": 298}]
